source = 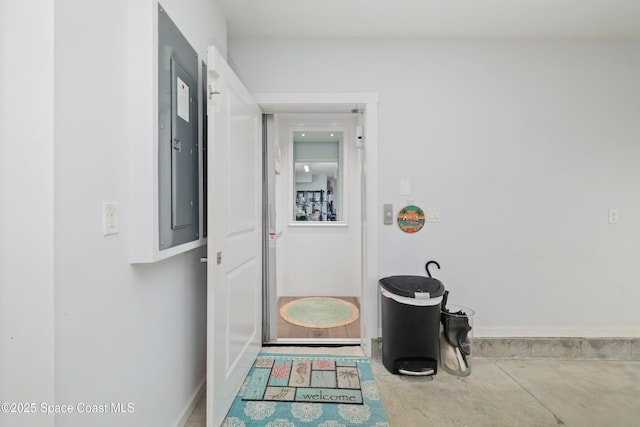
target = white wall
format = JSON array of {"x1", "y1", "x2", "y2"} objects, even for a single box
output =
[
  {"x1": 161, "y1": 0, "x2": 227, "y2": 60},
  {"x1": 52, "y1": 1, "x2": 225, "y2": 425},
  {"x1": 229, "y1": 39, "x2": 640, "y2": 337},
  {"x1": 0, "y1": 1, "x2": 55, "y2": 426},
  {"x1": 0, "y1": 1, "x2": 224, "y2": 427},
  {"x1": 275, "y1": 114, "x2": 361, "y2": 297}
]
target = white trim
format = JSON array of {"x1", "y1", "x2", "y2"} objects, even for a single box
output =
[
  {"x1": 255, "y1": 93, "x2": 379, "y2": 357},
  {"x1": 288, "y1": 222, "x2": 348, "y2": 228},
  {"x1": 362, "y1": 101, "x2": 379, "y2": 357},
  {"x1": 127, "y1": 0, "x2": 157, "y2": 263},
  {"x1": 174, "y1": 378, "x2": 205, "y2": 427},
  {"x1": 254, "y1": 92, "x2": 379, "y2": 107}
]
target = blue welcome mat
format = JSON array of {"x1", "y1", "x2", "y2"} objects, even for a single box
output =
[
  {"x1": 243, "y1": 357, "x2": 363, "y2": 404},
  {"x1": 223, "y1": 354, "x2": 390, "y2": 426}
]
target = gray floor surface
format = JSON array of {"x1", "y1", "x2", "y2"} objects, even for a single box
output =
[
  {"x1": 186, "y1": 352, "x2": 640, "y2": 426},
  {"x1": 371, "y1": 358, "x2": 639, "y2": 427}
]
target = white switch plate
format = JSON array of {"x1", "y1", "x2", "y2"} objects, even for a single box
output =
[
  {"x1": 400, "y1": 179, "x2": 411, "y2": 196},
  {"x1": 608, "y1": 209, "x2": 619, "y2": 224},
  {"x1": 427, "y1": 208, "x2": 441, "y2": 222},
  {"x1": 103, "y1": 202, "x2": 119, "y2": 235}
]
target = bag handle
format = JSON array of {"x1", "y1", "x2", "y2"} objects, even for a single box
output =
[{"x1": 425, "y1": 260, "x2": 440, "y2": 278}]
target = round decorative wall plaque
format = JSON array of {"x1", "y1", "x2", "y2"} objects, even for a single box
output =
[{"x1": 397, "y1": 205, "x2": 426, "y2": 233}]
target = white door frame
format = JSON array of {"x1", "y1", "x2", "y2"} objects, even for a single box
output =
[{"x1": 254, "y1": 93, "x2": 379, "y2": 356}]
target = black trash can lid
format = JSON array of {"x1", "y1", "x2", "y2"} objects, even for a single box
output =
[{"x1": 379, "y1": 275, "x2": 445, "y2": 299}]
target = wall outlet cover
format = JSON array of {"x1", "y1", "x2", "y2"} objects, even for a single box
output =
[
  {"x1": 103, "y1": 202, "x2": 119, "y2": 235},
  {"x1": 608, "y1": 209, "x2": 619, "y2": 224},
  {"x1": 427, "y1": 208, "x2": 441, "y2": 222}
]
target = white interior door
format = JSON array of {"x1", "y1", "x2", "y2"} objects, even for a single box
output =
[{"x1": 206, "y1": 46, "x2": 262, "y2": 427}]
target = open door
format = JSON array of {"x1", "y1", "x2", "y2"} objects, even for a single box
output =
[{"x1": 206, "y1": 47, "x2": 262, "y2": 427}]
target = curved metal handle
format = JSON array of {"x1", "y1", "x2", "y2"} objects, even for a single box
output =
[
  {"x1": 425, "y1": 260, "x2": 440, "y2": 278},
  {"x1": 200, "y1": 257, "x2": 208, "y2": 263},
  {"x1": 398, "y1": 368, "x2": 434, "y2": 376}
]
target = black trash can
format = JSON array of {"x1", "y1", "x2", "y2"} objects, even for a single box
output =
[{"x1": 379, "y1": 275, "x2": 445, "y2": 376}]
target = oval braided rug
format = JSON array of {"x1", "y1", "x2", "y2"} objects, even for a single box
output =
[{"x1": 280, "y1": 297, "x2": 359, "y2": 328}]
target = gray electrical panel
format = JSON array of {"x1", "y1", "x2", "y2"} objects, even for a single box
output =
[{"x1": 158, "y1": 4, "x2": 199, "y2": 250}]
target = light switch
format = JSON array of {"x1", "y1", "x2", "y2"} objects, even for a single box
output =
[
  {"x1": 383, "y1": 204, "x2": 393, "y2": 225},
  {"x1": 400, "y1": 179, "x2": 411, "y2": 196}
]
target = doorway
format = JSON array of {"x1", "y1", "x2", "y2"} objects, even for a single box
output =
[
  {"x1": 262, "y1": 108, "x2": 367, "y2": 345},
  {"x1": 206, "y1": 49, "x2": 379, "y2": 426}
]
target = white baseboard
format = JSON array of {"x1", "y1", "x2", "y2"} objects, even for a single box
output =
[{"x1": 174, "y1": 377, "x2": 206, "y2": 427}]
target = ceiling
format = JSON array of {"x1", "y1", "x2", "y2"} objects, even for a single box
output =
[{"x1": 217, "y1": 0, "x2": 640, "y2": 39}]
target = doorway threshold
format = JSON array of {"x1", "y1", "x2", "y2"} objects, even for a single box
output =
[{"x1": 265, "y1": 338, "x2": 361, "y2": 347}]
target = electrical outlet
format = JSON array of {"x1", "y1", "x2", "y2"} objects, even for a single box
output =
[
  {"x1": 608, "y1": 209, "x2": 619, "y2": 224},
  {"x1": 427, "y1": 208, "x2": 441, "y2": 222},
  {"x1": 103, "y1": 202, "x2": 119, "y2": 235}
]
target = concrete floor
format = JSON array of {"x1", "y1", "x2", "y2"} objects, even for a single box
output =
[
  {"x1": 186, "y1": 347, "x2": 640, "y2": 426},
  {"x1": 372, "y1": 358, "x2": 640, "y2": 427}
]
